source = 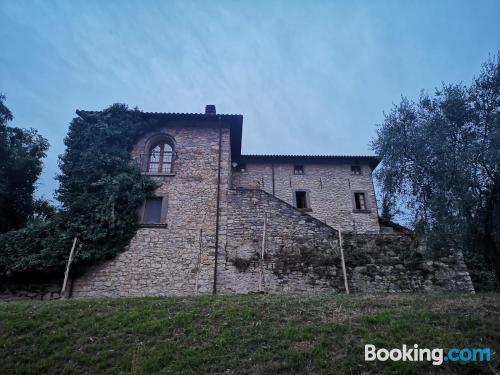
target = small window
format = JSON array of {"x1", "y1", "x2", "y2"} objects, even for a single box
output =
[
  {"x1": 295, "y1": 191, "x2": 309, "y2": 209},
  {"x1": 235, "y1": 163, "x2": 246, "y2": 172},
  {"x1": 294, "y1": 165, "x2": 305, "y2": 175},
  {"x1": 143, "y1": 197, "x2": 163, "y2": 224},
  {"x1": 354, "y1": 192, "x2": 367, "y2": 210},
  {"x1": 351, "y1": 166, "x2": 361, "y2": 175}
]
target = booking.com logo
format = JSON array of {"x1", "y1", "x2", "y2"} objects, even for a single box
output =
[{"x1": 365, "y1": 344, "x2": 492, "y2": 366}]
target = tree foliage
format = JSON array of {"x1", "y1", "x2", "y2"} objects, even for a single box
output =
[
  {"x1": 30, "y1": 198, "x2": 57, "y2": 223},
  {"x1": 0, "y1": 94, "x2": 49, "y2": 233},
  {"x1": 372, "y1": 54, "x2": 500, "y2": 284},
  {"x1": 0, "y1": 104, "x2": 158, "y2": 279}
]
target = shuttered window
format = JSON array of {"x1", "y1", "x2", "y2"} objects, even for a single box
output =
[{"x1": 143, "y1": 197, "x2": 163, "y2": 224}]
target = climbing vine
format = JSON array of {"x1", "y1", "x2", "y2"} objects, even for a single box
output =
[{"x1": 0, "y1": 104, "x2": 158, "y2": 279}]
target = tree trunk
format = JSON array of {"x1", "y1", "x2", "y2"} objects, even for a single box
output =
[{"x1": 480, "y1": 177, "x2": 500, "y2": 285}]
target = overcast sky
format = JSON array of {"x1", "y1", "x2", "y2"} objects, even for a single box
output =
[{"x1": 1, "y1": 0, "x2": 499, "y2": 200}]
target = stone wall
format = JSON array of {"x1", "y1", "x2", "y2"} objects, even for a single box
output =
[
  {"x1": 343, "y1": 233, "x2": 475, "y2": 293},
  {"x1": 71, "y1": 125, "x2": 232, "y2": 298},
  {"x1": 232, "y1": 161, "x2": 380, "y2": 232},
  {"x1": 217, "y1": 188, "x2": 474, "y2": 294},
  {"x1": 3, "y1": 190, "x2": 474, "y2": 299},
  {"x1": 70, "y1": 185, "x2": 474, "y2": 297},
  {"x1": 217, "y1": 188, "x2": 343, "y2": 293},
  {"x1": 0, "y1": 280, "x2": 62, "y2": 301}
]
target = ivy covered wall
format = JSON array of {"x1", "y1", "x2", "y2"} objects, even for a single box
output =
[{"x1": 0, "y1": 105, "x2": 158, "y2": 280}]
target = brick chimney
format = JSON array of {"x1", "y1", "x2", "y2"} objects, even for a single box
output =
[{"x1": 205, "y1": 104, "x2": 216, "y2": 115}]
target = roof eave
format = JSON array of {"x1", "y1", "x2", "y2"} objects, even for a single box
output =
[
  {"x1": 75, "y1": 110, "x2": 244, "y2": 158},
  {"x1": 237, "y1": 154, "x2": 380, "y2": 168}
]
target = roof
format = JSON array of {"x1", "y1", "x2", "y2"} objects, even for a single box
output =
[
  {"x1": 76, "y1": 110, "x2": 243, "y2": 158},
  {"x1": 378, "y1": 217, "x2": 413, "y2": 234},
  {"x1": 76, "y1": 109, "x2": 380, "y2": 167},
  {"x1": 237, "y1": 154, "x2": 380, "y2": 169}
]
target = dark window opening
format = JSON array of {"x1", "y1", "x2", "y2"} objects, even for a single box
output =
[
  {"x1": 295, "y1": 191, "x2": 308, "y2": 209},
  {"x1": 294, "y1": 165, "x2": 305, "y2": 175},
  {"x1": 235, "y1": 163, "x2": 246, "y2": 172},
  {"x1": 143, "y1": 197, "x2": 163, "y2": 224},
  {"x1": 354, "y1": 192, "x2": 367, "y2": 210},
  {"x1": 148, "y1": 143, "x2": 173, "y2": 174},
  {"x1": 351, "y1": 166, "x2": 361, "y2": 175}
]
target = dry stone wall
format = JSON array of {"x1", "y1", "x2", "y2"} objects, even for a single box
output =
[
  {"x1": 218, "y1": 188, "x2": 343, "y2": 293},
  {"x1": 71, "y1": 186, "x2": 474, "y2": 297},
  {"x1": 218, "y1": 188, "x2": 474, "y2": 294},
  {"x1": 0, "y1": 280, "x2": 62, "y2": 301},
  {"x1": 2, "y1": 190, "x2": 474, "y2": 299},
  {"x1": 343, "y1": 233, "x2": 475, "y2": 293}
]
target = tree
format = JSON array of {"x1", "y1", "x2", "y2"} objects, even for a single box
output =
[
  {"x1": 371, "y1": 54, "x2": 500, "y2": 284},
  {"x1": 31, "y1": 198, "x2": 57, "y2": 223},
  {"x1": 0, "y1": 94, "x2": 49, "y2": 233},
  {"x1": 0, "y1": 104, "x2": 158, "y2": 279},
  {"x1": 379, "y1": 192, "x2": 400, "y2": 222}
]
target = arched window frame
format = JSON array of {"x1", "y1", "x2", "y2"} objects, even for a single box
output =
[{"x1": 143, "y1": 134, "x2": 175, "y2": 174}]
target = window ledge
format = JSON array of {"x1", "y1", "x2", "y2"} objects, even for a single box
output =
[
  {"x1": 298, "y1": 208, "x2": 313, "y2": 212},
  {"x1": 352, "y1": 209, "x2": 371, "y2": 214},
  {"x1": 139, "y1": 223, "x2": 168, "y2": 228},
  {"x1": 142, "y1": 172, "x2": 176, "y2": 177}
]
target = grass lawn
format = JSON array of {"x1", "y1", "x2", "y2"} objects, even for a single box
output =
[{"x1": 0, "y1": 293, "x2": 499, "y2": 374}]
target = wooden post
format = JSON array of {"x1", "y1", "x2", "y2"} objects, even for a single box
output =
[
  {"x1": 60, "y1": 236, "x2": 77, "y2": 299},
  {"x1": 258, "y1": 213, "x2": 267, "y2": 292},
  {"x1": 338, "y1": 229, "x2": 350, "y2": 294},
  {"x1": 195, "y1": 229, "x2": 203, "y2": 295}
]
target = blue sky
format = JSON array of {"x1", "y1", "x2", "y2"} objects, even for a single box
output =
[{"x1": 1, "y1": 0, "x2": 499, "y2": 200}]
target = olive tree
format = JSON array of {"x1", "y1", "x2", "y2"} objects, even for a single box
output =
[{"x1": 372, "y1": 54, "x2": 500, "y2": 284}]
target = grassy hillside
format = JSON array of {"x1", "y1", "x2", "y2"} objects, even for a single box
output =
[{"x1": 0, "y1": 293, "x2": 499, "y2": 374}]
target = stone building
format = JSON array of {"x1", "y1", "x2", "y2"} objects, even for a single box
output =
[{"x1": 65, "y1": 105, "x2": 474, "y2": 298}]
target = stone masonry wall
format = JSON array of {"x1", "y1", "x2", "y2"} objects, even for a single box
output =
[
  {"x1": 343, "y1": 233, "x2": 475, "y2": 293},
  {"x1": 232, "y1": 162, "x2": 380, "y2": 233},
  {"x1": 217, "y1": 188, "x2": 343, "y2": 293},
  {"x1": 218, "y1": 188, "x2": 474, "y2": 294},
  {"x1": 71, "y1": 125, "x2": 232, "y2": 297},
  {"x1": 0, "y1": 280, "x2": 62, "y2": 301}
]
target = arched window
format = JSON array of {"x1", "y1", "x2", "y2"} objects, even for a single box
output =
[{"x1": 148, "y1": 142, "x2": 173, "y2": 173}]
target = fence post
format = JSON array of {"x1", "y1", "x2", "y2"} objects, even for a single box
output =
[
  {"x1": 338, "y1": 229, "x2": 350, "y2": 294},
  {"x1": 60, "y1": 236, "x2": 78, "y2": 299},
  {"x1": 258, "y1": 212, "x2": 267, "y2": 292},
  {"x1": 195, "y1": 229, "x2": 203, "y2": 295}
]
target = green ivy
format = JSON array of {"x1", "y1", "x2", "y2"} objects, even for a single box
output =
[{"x1": 0, "y1": 104, "x2": 158, "y2": 279}]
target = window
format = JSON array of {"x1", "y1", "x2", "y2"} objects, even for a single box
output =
[
  {"x1": 295, "y1": 191, "x2": 309, "y2": 209},
  {"x1": 351, "y1": 166, "x2": 362, "y2": 175},
  {"x1": 294, "y1": 165, "x2": 305, "y2": 175},
  {"x1": 354, "y1": 192, "x2": 367, "y2": 210},
  {"x1": 142, "y1": 197, "x2": 163, "y2": 224},
  {"x1": 235, "y1": 163, "x2": 246, "y2": 172},
  {"x1": 148, "y1": 142, "x2": 173, "y2": 174}
]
